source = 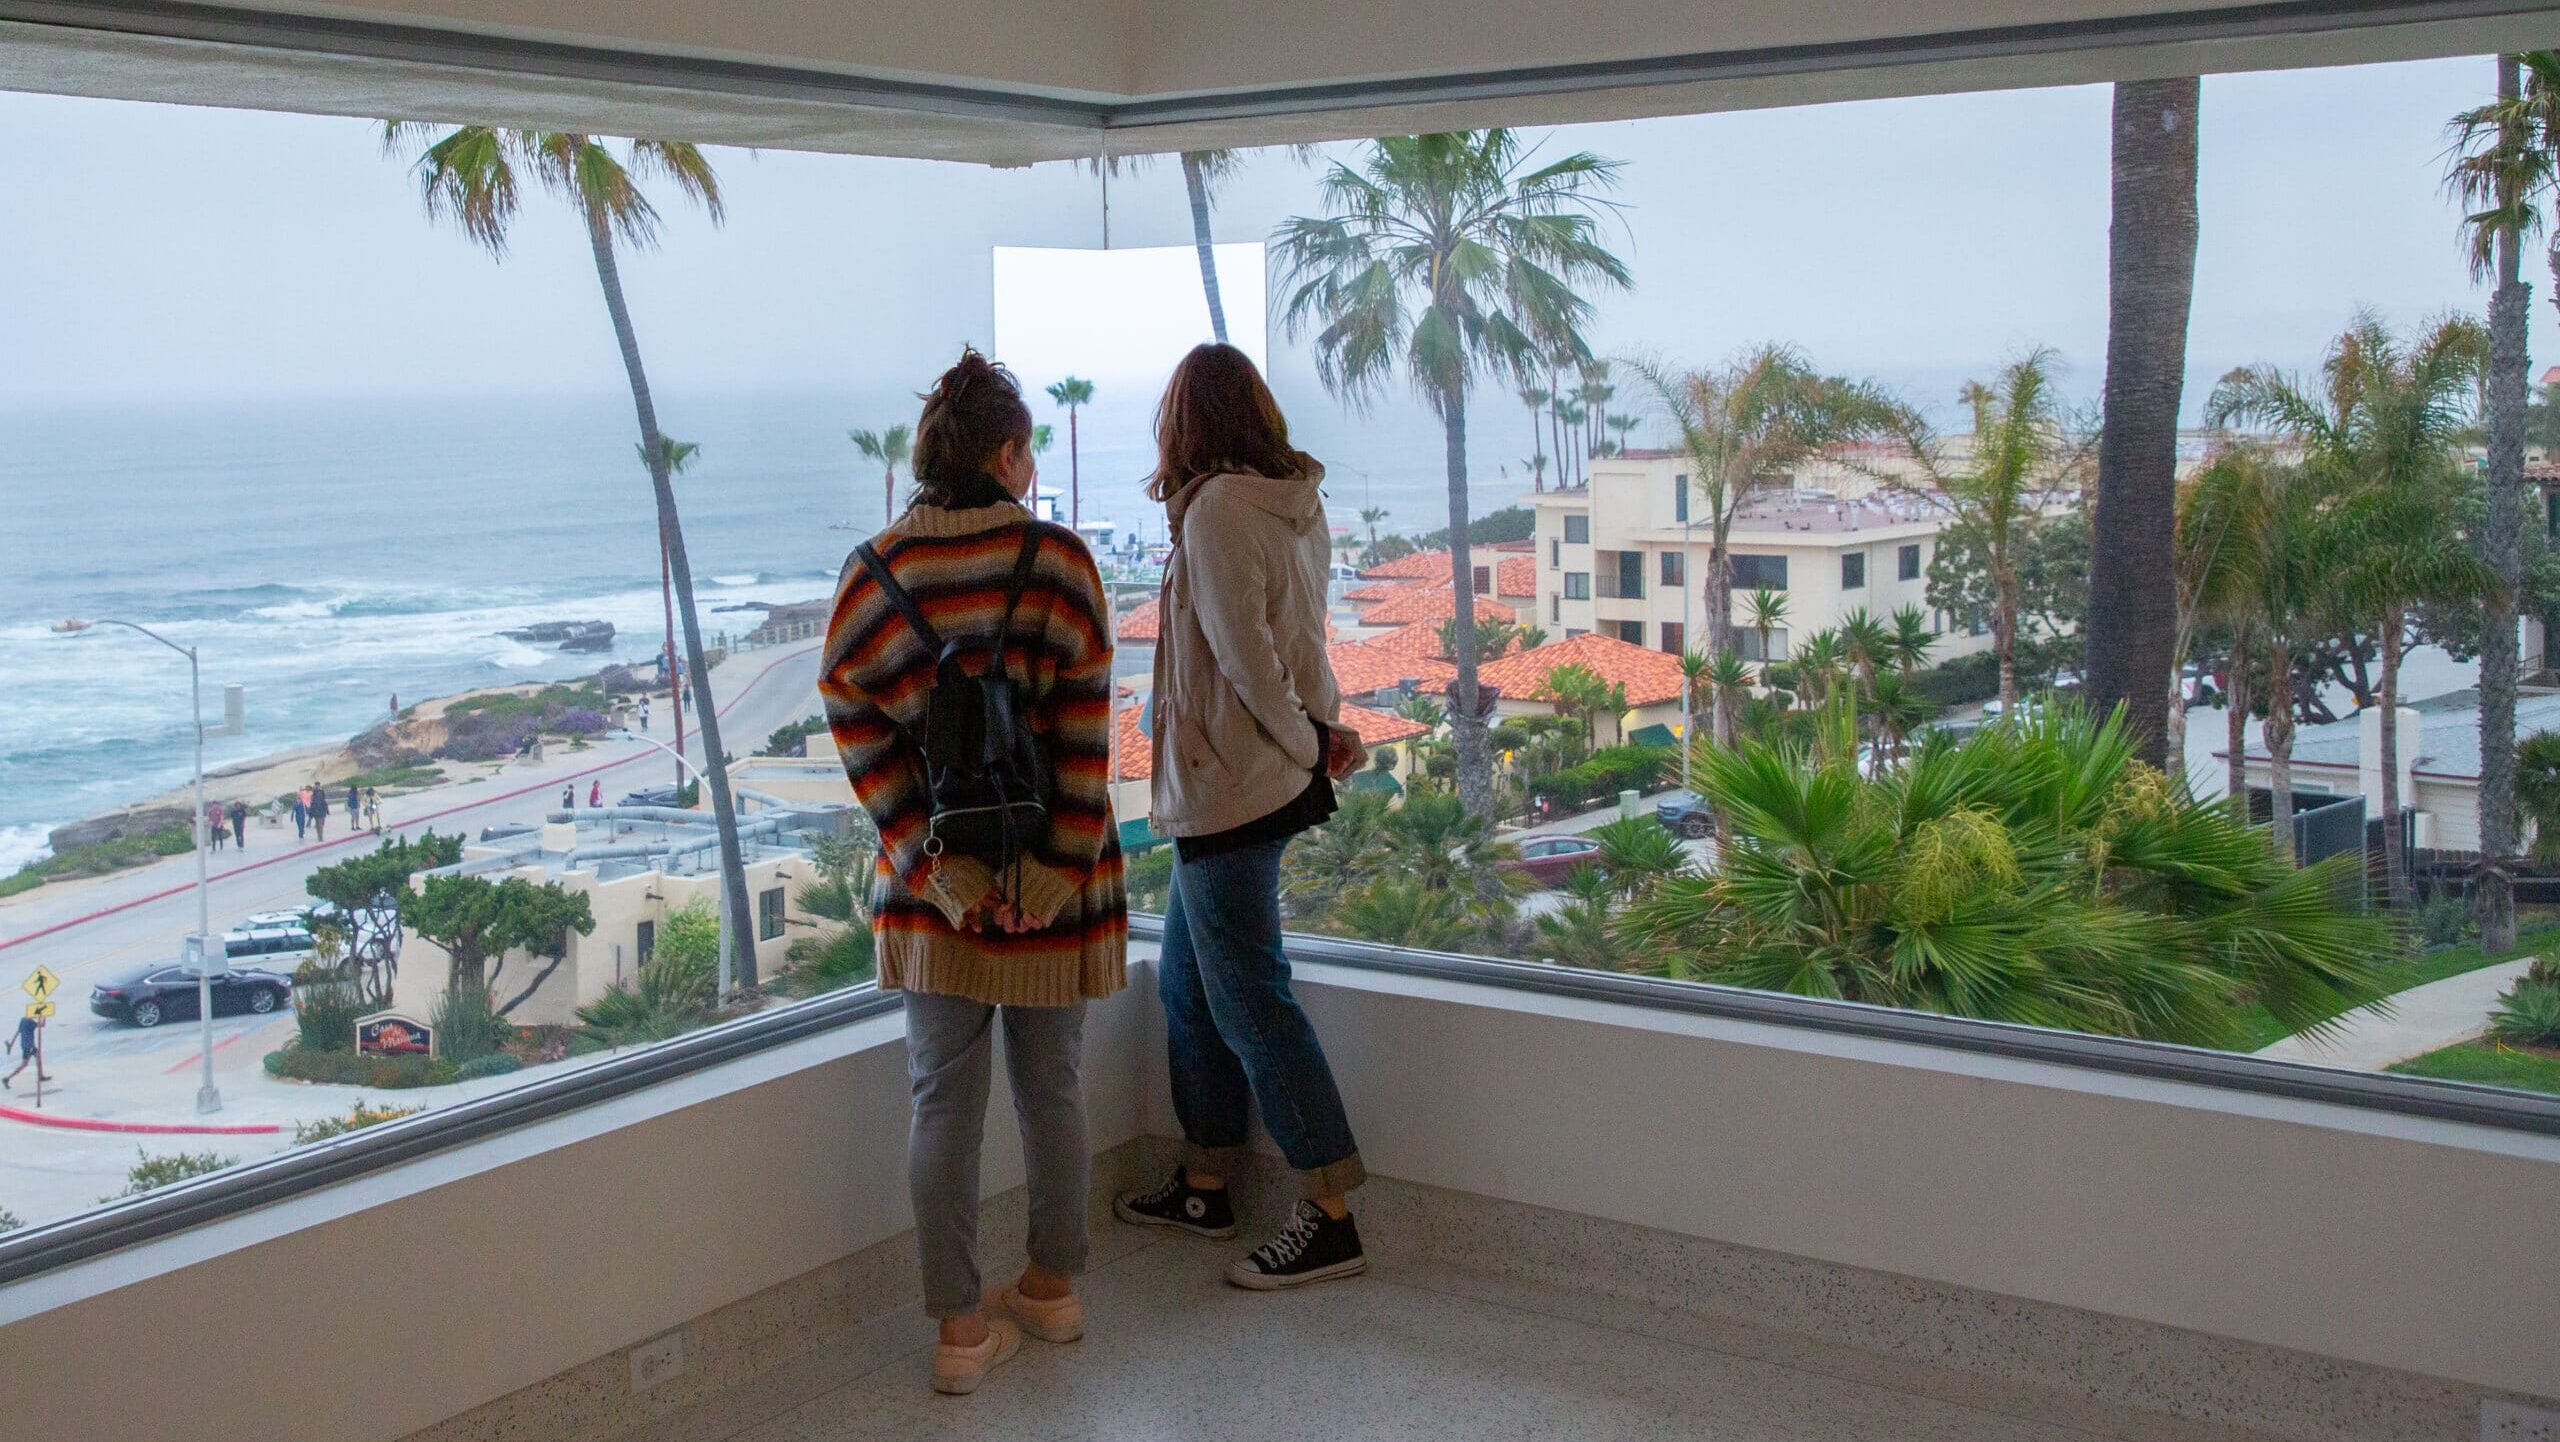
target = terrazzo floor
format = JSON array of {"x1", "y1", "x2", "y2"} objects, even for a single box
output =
[{"x1": 622, "y1": 1225, "x2": 2202, "y2": 1442}]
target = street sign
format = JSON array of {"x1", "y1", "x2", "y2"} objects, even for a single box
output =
[
  {"x1": 24, "y1": 1000, "x2": 55, "y2": 1020},
  {"x1": 21, "y1": 966, "x2": 58, "y2": 1002}
]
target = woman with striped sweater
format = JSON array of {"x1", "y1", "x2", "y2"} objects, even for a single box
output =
[{"x1": 820, "y1": 349, "x2": 1125, "y2": 1395}]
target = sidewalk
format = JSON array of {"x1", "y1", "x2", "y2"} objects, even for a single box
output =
[{"x1": 2256, "y1": 957, "x2": 2535, "y2": 1070}]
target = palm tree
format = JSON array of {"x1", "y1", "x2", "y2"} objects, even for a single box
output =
[
  {"x1": 387, "y1": 122, "x2": 759, "y2": 987},
  {"x1": 1533, "y1": 867, "x2": 1621, "y2": 969},
  {"x1": 2213, "y1": 313, "x2": 2490, "y2": 901},
  {"x1": 1576, "y1": 362, "x2": 1616, "y2": 463},
  {"x1": 1543, "y1": 662, "x2": 1628, "y2": 752},
  {"x1": 848, "y1": 422, "x2": 911, "y2": 528},
  {"x1": 639, "y1": 435, "x2": 699, "y2": 782},
  {"x1": 1635, "y1": 348, "x2": 1896, "y2": 745},
  {"x1": 1587, "y1": 815, "x2": 1690, "y2": 900},
  {"x1": 1045, "y1": 377, "x2": 1094, "y2": 529},
  {"x1": 1275, "y1": 131, "x2": 1631, "y2": 818},
  {"x1": 2453, "y1": 55, "x2": 2540, "y2": 951},
  {"x1": 2516, "y1": 730, "x2": 2560, "y2": 859},
  {"x1": 1520, "y1": 383, "x2": 1552, "y2": 488},
  {"x1": 1620, "y1": 708, "x2": 2390, "y2": 1044},
  {"x1": 2086, "y1": 78, "x2": 2202, "y2": 771},
  {"x1": 1357, "y1": 506, "x2": 1390, "y2": 564},
  {"x1": 1837, "y1": 607, "x2": 1894, "y2": 690},
  {"x1": 1888, "y1": 605, "x2": 1936, "y2": 677},
  {"x1": 1864, "y1": 671, "x2": 1933, "y2": 767},
  {"x1": 1895, "y1": 348, "x2": 2085, "y2": 714},
  {"x1": 1744, "y1": 587, "x2": 1789, "y2": 667}
]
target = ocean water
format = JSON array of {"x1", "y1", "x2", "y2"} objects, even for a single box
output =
[{"x1": 0, "y1": 386, "x2": 1525, "y2": 867}]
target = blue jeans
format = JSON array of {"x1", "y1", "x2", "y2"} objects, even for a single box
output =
[{"x1": 1160, "y1": 839, "x2": 1366, "y2": 1196}]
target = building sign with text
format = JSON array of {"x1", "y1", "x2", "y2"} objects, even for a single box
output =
[{"x1": 355, "y1": 1012, "x2": 436, "y2": 1059}]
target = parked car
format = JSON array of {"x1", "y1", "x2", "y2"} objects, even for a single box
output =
[
  {"x1": 1652, "y1": 791, "x2": 1715, "y2": 839},
  {"x1": 90, "y1": 962, "x2": 292, "y2": 1028},
  {"x1": 239, "y1": 902, "x2": 342, "y2": 931},
  {"x1": 618, "y1": 785, "x2": 685, "y2": 809},
  {"x1": 222, "y1": 918, "x2": 317, "y2": 969},
  {"x1": 1502, "y1": 834, "x2": 1604, "y2": 887}
]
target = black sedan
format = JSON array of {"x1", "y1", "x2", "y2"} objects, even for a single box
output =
[{"x1": 90, "y1": 963, "x2": 292, "y2": 1028}]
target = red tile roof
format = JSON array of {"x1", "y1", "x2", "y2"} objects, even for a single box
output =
[
  {"x1": 1336, "y1": 701, "x2": 1430, "y2": 747},
  {"x1": 1486, "y1": 539, "x2": 1535, "y2": 553},
  {"x1": 1344, "y1": 580, "x2": 1413, "y2": 604},
  {"x1": 1357, "y1": 584, "x2": 1463, "y2": 627},
  {"x1": 1425, "y1": 632, "x2": 1688, "y2": 709},
  {"x1": 1360, "y1": 550, "x2": 1452, "y2": 581},
  {"x1": 1496, "y1": 556, "x2": 1537, "y2": 598},
  {"x1": 1112, "y1": 705, "x2": 1152, "y2": 782},
  {"x1": 1327, "y1": 640, "x2": 1456, "y2": 697},
  {"x1": 1117, "y1": 598, "x2": 1160, "y2": 642}
]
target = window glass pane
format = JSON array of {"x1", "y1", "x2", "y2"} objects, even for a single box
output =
[
  {"x1": 1563, "y1": 515, "x2": 1590, "y2": 544},
  {"x1": 1660, "y1": 551, "x2": 1685, "y2": 586},
  {"x1": 1729, "y1": 555, "x2": 1788, "y2": 590},
  {"x1": 1842, "y1": 553, "x2": 1865, "y2": 589},
  {"x1": 1564, "y1": 572, "x2": 1591, "y2": 600},
  {"x1": 1899, "y1": 543, "x2": 1922, "y2": 581},
  {"x1": 1659, "y1": 622, "x2": 1685, "y2": 655}
]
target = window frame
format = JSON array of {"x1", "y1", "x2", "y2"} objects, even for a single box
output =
[
  {"x1": 1729, "y1": 554, "x2": 1788, "y2": 590},
  {"x1": 1660, "y1": 550, "x2": 1685, "y2": 587},
  {"x1": 1563, "y1": 572, "x2": 1591, "y2": 601},
  {"x1": 757, "y1": 886, "x2": 786, "y2": 941},
  {"x1": 1899, "y1": 542, "x2": 1922, "y2": 581},
  {"x1": 1842, "y1": 552, "x2": 1865, "y2": 590},
  {"x1": 1563, "y1": 515, "x2": 1590, "y2": 544}
]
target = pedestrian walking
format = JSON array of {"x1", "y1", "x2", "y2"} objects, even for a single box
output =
[
  {"x1": 562, "y1": 783, "x2": 576, "y2": 811},
  {"x1": 292, "y1": 788, "x2": 309, "y2": 841},
  {"x1": 346, "y1": 783, "x2": 361, "y2": 827},
  {"x1": 3, "y1": 1014, "x2": 48, "y2": 1090},
  {"x1": 589, "y1": 780, "x2": 602, "y2": 808},
  {"x1": 310, "y1": 783, "x2": 330, "y2": 842},
  {"x1": 365, "y1": 787, "x2": 382, "y2": 833},
  {"x1": 639, "y1": 697, "x2": 651, "y2": 731},
  {"x1": 206, "y1": 801, "x2": 226, "y2": 853},
  {"x1": 229, "y1": 799, "x2": 248, "y2": 850}
]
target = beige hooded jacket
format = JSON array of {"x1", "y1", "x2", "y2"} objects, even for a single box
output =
[{"x1": 1148, "y1": 465, "x2": 1348, "y2": 837}]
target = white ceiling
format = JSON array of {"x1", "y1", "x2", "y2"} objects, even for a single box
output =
[{"x1": 3, "y1": 0, "x2": 2557, "y2": 163}]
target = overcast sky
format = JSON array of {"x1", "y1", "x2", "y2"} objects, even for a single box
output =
[{"x1": 0, "y1": 53, "x2": 2549, "y2": 425}]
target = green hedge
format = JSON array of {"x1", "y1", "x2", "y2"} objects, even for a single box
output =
[
  {"x1": 1907, "y1": 651, "x2": 2001, "y2": 708},
  {"x1": 1541, "y1": 744, "x2": 1673, "y2": 810},
  {"x1": 264, "y1": 1043, "x2": 460, "y2": 1088}
]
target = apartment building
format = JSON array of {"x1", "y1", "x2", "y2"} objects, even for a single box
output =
[{"x1": 1532, "y1": 450, "x2": 1992, "y2": 664}]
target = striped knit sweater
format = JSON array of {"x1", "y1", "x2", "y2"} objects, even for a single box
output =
[{"x1": 820, "y1": 500, "x2": 1127, "y2": 1007}]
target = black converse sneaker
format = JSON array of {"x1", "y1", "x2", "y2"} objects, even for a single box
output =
[
  {"x1": 1113, "y1": 1167, "x2": 1238, "y2": 1239},
  {"x1": 1226, "y1": 1200, "x2": 1366, "y2": 1290}
]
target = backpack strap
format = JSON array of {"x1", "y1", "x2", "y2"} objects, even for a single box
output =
[
  {"x1": 854, "y1": 541, "x2": 945, "y2": 655},
  {"x1": 994, "y1": 524, "x2": 1043, "y2": 652}
]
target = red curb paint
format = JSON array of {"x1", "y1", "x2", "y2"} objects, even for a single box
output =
[
  {"x1": 161, "y1": 1028, "x2": 259, "y2": 1076},
  {"x1": 0, "y1": 645, "x2": 821, "y2": 955},
  {"x1": 0, "y1": 1104, "x2": 282, "y2": 1136}
]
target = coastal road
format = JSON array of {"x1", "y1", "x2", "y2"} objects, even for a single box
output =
[{"x1": 0, "y1": 642, "x2": 823, "y2": 1191}]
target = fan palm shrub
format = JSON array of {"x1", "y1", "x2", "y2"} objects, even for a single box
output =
[{"x1": 1620, "y1": 707, "x2": 2392, "y2": 1046}]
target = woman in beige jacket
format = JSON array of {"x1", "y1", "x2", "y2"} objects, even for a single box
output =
[{"x1": 1112, "y1": 344, "x2": 1372, "y2": 1291}]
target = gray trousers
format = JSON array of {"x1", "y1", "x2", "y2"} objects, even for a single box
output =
[{"x1": 905, "y1": 991, "x2": 1091, "y2": 1320}]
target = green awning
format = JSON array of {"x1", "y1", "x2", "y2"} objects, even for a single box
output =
[
  {"x1": 1117, "y1": 817, "x2": 1167, "y2": 852},
  {"x1": 1627, "y1": 723, "x2": 1677, "y2": 749},
  {"x1": 1345, "y1": 769, "x2": 1403, "y2": 796}
]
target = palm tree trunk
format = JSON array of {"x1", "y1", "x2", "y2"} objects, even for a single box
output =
[
  {"x1": 2480, "y1": 53, "x2": 2530, "y2": 951},
  {"x1": 1442, "y1": 392, "x2": 1494, "y2": 818},
  {"x1": 2087, "y1": 77, "x2": 2201, "y2": 772},
  {"x1": 1992, "y1": 556, "x2": 2020, "y2": 714},
  {"x1": 2225, "y1": 642, "x2": 2250, "y2": 824},
  {"x1": 660, "y1": 541, "x2": 685, "y2": 788},
  {"x1": 1068, "y1": 407, "x2": 1081, "y2": 530},
  {"x1": 1705, "y1": 525, "x2": 1736, "y2": 747},
  {"x1": 1180, "y1": 153, "x2": 1227, "y2": 345},
  {"x1": 582, "y1": 204, "x2": 759, "y2": 988},
  {"x1": 2266, "y1": 639, "x2": 2297, "y2": 865},
  {"x1": 883, "y1": 465, "x2": 894, "y2": 528},
  {"x1": 2380, "y1": 606, "x2": 2408, "y2": 908}
]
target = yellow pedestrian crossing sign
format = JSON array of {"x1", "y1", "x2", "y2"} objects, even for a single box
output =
[
  {"x1": 21, "y1": 966, "x2": 58, "y2": 1003},
  {"x1": 25, "y1": 1000, "x2": 55, "y2": 1020}
]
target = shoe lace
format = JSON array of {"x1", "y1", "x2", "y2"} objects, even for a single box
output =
[
  {"x1": 1132, "y1": 1172, "x2": 1186, "y2": 1208},
  {"x1": 1254, "y1": 1204, "x2": 1325, "y2": 1269}
]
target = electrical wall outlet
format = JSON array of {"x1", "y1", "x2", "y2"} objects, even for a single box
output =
[
  {"x1": 629, "y1": 1330, "x2": 684, "y2": 1393},
  {"x1": 2484, "y1": 1398, "x2": 2560, "y2": 1442}
]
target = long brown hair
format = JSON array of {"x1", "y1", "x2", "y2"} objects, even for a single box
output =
[
  {"x1": 911, "y1": 347, "x2": 1034, "y2": 509},
  {"x1": 1146, "y1": 343, "x2": 1316, "y2": 503}
]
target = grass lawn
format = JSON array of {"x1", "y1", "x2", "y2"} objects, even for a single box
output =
[
  {"x1": 2387, "y1": 1040, "x2": 2560, "y2": 1095},
  {"x1": 2226, "y1": 926, "x2": 2554, "y2": 1053}
]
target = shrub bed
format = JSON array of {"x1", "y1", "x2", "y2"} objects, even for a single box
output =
[
  {"x1": 439, "y1": 684, "x2": 614, "y2": 761},
  {"x1": 2, "y1": 824, "x2": 194, "y2": 896},
  {"x1": 264, "y1": 1043, "x2": 460, "y2": 1088},
  {"x1": 1541, "y1": 744, "x2": 1674, "y2": 810}
]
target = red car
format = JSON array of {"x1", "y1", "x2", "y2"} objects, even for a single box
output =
[{"x1": 1503, "y1": 834, "x2": 1603, "y2": 887}]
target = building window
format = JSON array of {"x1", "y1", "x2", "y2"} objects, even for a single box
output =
[
  {"x1": 1563, "y1": 572, "x2": 1591, "y2": 601},
  {"x1": 636, "y1": 919, "x2": 656, "y2": 964},
  {"x1": 1729, "y1": 554, "x2": 1788, "y2": 590},
  {"x1": 1842, "y1": 553, "x2": 1866, "y2": 590},
  {"x1": 1551, "y1": 592, "x2": 1561, "y2": 621},
  {"x1": 1660, "y1": 550, "x2": 1685, "y2": 586},
  {"x1": 1618, "y1": 550, "x2": 1644, "y2": 598},
  {"x1": 1660, "y1": 621, "x2": 1685, "y2": 655},
  {"x1": 1564, "y1": 514, "x2": 1590, "y2": 544},
  {"x1": 1565, "y1": 627, "x2": 1589, "y2": 639},
  {"x1": 1673, "y1": 474, "x2": 1689, "y2": 523},
  {"x1": 1899, "y1": 542, "x2": 1922, "y2": 581},
  {"x1": 1738, "y1": 627, "x2": 1789, "y2": 662},
  {"x1": 1615, "y1": 620, "x2": 1643, "y2": 645},
  {"x1": 1473, "y1": 564, "x2": 1493, "y2": 595},
  {"x1": 1550, "y1": 538, "x2": 1560, "y2": 569},
  {"x1": 758, "y1": 886, "x2": 786, "y2": 942}
]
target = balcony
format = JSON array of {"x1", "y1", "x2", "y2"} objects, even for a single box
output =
[{"x1": 8, "y1": 930, "x2": 2552, "y2": 1442}]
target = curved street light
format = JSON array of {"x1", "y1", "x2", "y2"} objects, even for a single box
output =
[{"x1": 59, "y1": 617, "x2": 221, "y2": 1114}]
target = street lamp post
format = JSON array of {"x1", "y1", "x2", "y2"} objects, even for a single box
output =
[
  {"x1": 1680, "y1": 498, "x2": 1696, "y2": 793},
  {"x1": 608, "y1": 729, "x2": 735, "y2": 998},
  {"x1": 61, "y1": 617, "x2": 220, "y2": 1114}
]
